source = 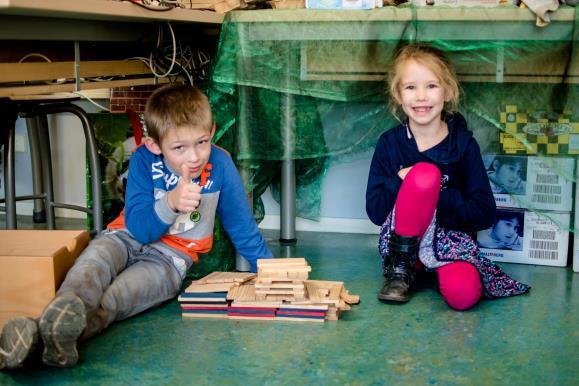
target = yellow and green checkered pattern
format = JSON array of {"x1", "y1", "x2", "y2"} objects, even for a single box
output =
[{"x1": 499, "y1": 105, "x2": 579, "y2": 155}]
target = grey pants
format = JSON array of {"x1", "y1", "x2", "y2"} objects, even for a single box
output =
[{"x1": 57, "y1": 231, "x2": 185, "y2": 339}]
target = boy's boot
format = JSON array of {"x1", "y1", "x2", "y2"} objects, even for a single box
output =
[
  {"x1": 39, "y1": 292, "x2": 87, "y2": 367},
  {"x1": 378, "y1": 233, "x2": 419, "y2": 302},
  {"x1": 0, "y1": 317, "x2": 39, "y2": 370}
]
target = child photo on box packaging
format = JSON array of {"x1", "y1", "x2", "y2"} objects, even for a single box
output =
[
  {"x1": 0, "y1": 84, "x2": 273, "y2": 370},
  {"x1": 486, "y1": 155, "x2": 527, "y2": 195},
  {"x1": 366, "y1": 43, "x2": 530, "y2": 311},
  {"x1": 477, "y1": 209, "x2": 524, "y2": 251}
]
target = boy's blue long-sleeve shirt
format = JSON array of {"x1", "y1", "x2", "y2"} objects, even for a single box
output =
[
  {"x1": 109, "y1": 144, "x2": 272, "y2": 272},
  {"x1": 366, "y1": 113, "x2": 496, "y2": 233}
]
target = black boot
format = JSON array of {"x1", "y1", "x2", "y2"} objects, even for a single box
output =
[{"x1": 378, "y1": 233, "x2": 419, "y2": 303}]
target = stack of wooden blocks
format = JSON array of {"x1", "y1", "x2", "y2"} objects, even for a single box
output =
[
  {"x1": 178, "y1": 272, "x2": 256, "y2": 318},
  {"x1": 255, "y1": 258, "x2": 311, "y2": 302},
  {"x1": 179, "y1": 258, "x2": 360, "y2": 322}
]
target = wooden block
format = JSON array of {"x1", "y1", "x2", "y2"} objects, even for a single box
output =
[
  {"x1": 182, "y1": 313, "x2": 228, "y2": 319},
  {"x1": 255, "y1": 289, "x2": 305, "y2": 295},
  {"x1": 192, "y1": 271, "x2": 256, "y2": 285},
  {"x1": 0, "y1": 230, "x2": 90, "y2": 329},
  {"x1": 255, "y1": 282, "x2": 305, "y2": 290},
  {"x1": 317, "y1": 288, "x2": 330, "y2": 297},
  {"x1": 257, "y1": 257, "x2": 307, "y2": 267},
  {"x1": 205, "y1": 272, "x2": 256, "y2": 284},
  {"x1": 340, "y1": 290, "x2": 360, "y2": 305},
  {"x1": 227, "y1": 283, "x2": 256, "y2": 301},
  {"x1": 184, "y1": 282, "x2": 234, "y2": 293},
  {"x1": 189, "y1": 271, "x2": 222, "y2": 285},
  {"x1": 230, "y1": 301, "x2": 281, "y2": 307},
  {"x1": 228, "y1": 315, "x2": 275, "y2": 321},
  {"x1": 275, "y1": 316, "x2": 325, "y2": 323},
  {"x1": 258, "y1": 266, "x2": 311, "y2": 273},
  {"x1": 305, "y1": 280, "x2": 344, "y2": 301},
  {"x1": 256, "y1": 278, "x2": 304, "y2": 285},
  {"x1": 278, "y1": 304, "x2": 328, "y2": 311}
]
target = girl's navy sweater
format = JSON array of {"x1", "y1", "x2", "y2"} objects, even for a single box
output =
[{"x1": 366, "y1": 113, "x2": 496, "y2": 233}]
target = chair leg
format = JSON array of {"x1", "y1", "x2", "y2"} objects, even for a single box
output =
[
  {"x1": 1, "y1": 101, "x2": 18, "y2": 229},
  {"x1": 26, "y1": 116, "x2": 47, "y2": 223},
  {"x1": 68, "y1": 104, "x2": 103, "y2": 233},
  {"x1": 35, "y1": 114, "x2": 56, "y2": 229},
  {"x1": 37, "y1": 102, "x2": 103, "y2": 233}
]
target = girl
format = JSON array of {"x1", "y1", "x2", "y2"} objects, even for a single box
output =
[{"x1": 365, "y1": 44, "x2": 530, "y2": 311}]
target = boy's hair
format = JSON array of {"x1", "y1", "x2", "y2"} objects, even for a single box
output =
[
  {"x1": 490, "y1": 156, "x2": 527, "y2": 176},
  {"x1": 388, "y1": 43, "x2": 460, "y2": 114},
  {"x1": 144, "y1": 84, "x2": 213, "y2": 144},
  {"x1": 494, "y1": 210, "x2": 524, "y2": 237}
]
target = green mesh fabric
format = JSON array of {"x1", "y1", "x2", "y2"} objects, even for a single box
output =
[
  {"x1": 86, "y1": 112, "x2": 133, "y2": 231},
  {"x1": 185, "y1": 216, "x2": 236, "y2": 282},
  {"x1": 207, "y1": 7, "x2": 578, "y2": 229}
]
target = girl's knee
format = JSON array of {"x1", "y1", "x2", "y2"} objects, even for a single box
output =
[
  {"x1": 406, "y1": 163, "x2": 441, "y2": 191},
  {"x1": 437, "y1": 262, "x2": 482, "y2": 311}
]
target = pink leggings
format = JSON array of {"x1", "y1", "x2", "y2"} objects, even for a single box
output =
[{"x1": 394, "y1": 163, "x2": 482, "y2": 311}]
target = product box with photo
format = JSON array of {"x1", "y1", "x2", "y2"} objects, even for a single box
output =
[
  {"x1": 573, "y1": 164, "x2": 579, "y2": 273},
  {"x1": 482, "y1": 154, "x2": 574, "y2": 212},
  {"x1": 477, "y1": 208, "x2": 569, "y2": 267}
]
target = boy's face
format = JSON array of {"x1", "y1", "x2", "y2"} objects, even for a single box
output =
[
  {"x1": 494, "y1": 161, "x2": 522, "y2": 191},
  {"x1": 149, "y1": 125, "x2": 215, "y2": 179},
  {"x1": 492, "y1": 217, "x2": 520, "y2": 244}
]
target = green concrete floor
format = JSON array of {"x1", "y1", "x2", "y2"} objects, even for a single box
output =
[{"x1": 1, "y1": 217, "x2": 578, "y2": 385}]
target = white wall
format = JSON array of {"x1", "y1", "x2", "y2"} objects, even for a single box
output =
[{"x1": 258, "y1": 155, "x2": 380, "y2": 235}]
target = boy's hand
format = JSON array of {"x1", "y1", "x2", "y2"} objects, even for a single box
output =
[{"x1": 167, "y1": 164, "x2": 202, "y2": 213}]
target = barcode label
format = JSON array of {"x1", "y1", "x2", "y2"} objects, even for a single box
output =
[
  {"x1": 536, "y1": 174, "x2": 559, "y2": 184},
  {"x1": 532, "y1": 184, "x2": 561, "y2": 195},
  {"x1": 531, "y1": 195, "x2": 561, "y2": 204},
  {"x1": 529, "y1": 250, "x2": 559, "y2": 260},
  {"x1": 530, "y1": 240, "x2": 559, "y2": 250},
  {"x1": 533, "y1": 230, "x2": 556, "y2": 240}
]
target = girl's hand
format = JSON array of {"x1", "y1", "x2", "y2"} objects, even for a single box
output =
[
  {"x1": 398, "y1": 167, "x2": 413, "y2": 180},
  {"x1": 167, "y1": 164, "x2": 202, "y2": 213}
]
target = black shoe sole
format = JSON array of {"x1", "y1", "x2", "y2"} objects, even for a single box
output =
[
  {"x1": 0, "y1": 317, "x2": 38, "y2": 370},
  {"x1": 39, "y1": 294, "x2": 86, "y2": 368},
  {"x1": 377, "y1": 293, "x2": 410, "y2": 302}
]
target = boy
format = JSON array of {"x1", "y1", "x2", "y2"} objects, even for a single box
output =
[{"x1": 0, "y1": 84, "x2": 273, "y2": 370}]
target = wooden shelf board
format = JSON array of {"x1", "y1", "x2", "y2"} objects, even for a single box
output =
[{"x1": 0, "y1": 0, "x2": 223, "y2": 24}]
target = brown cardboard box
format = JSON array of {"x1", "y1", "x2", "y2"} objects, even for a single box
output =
[{"x1": 0, "y1": 230, "x2": 89, "y2": 329}]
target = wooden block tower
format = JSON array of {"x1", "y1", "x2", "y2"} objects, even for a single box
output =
[{"x1": 255, "y1": 258, "x2": 312, "y2": 302}]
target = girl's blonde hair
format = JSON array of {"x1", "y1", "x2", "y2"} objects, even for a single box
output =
[
  {"x1": 388, "y1": 43, "x2": 460, "y2": 115},
  {"x1": 144, "y1": 84, "x2": 213, "y2": 145}
]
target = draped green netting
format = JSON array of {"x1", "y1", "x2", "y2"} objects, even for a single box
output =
[{"x1": 206, "y1": 6, "x2": 578, "y2": 231}]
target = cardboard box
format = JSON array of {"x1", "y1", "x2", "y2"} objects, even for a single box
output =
[
  {"x1": 574, "y1": 233, "x2": 579, "y2": 272},
  {"x1": 573, "y1": 164, "x2": 579, "y2": 273},
  {"x1": 499, "y1": 105, "x2": 579, "y2": 155},
  {"x1": 305, "y1": 0, "x2": 377, "y2": 9},
  {"x1": 483, "y1": 154, "x2": 575, "y2": 212},
  {"x1": 0, "y1": 230, "x2": 89, "y2": 329},
  {"x1": 477, "y1": 209, "x2": 569, "y2": 267},
  {"x1": 410, "y1": 0, "x2": 499, "y2": 6},
  {"x1": 574, "y1": 236, "x2": 579, "y2": 272}
]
